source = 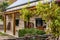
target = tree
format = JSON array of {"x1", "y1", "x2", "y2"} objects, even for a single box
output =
[
  {"x1": 0, "y1": 1, "x2": 8, "y2": 12},
  {"x1": 36, "y1": 2, "x2": 60, "y2": 40},
  {"x1": 20, "y1": 1, "x2": 60, "y2": 40},
  {"x1": 20, "y1": 8, "x2": 32, "y2": 28},
  {"x1": 51, "y1": 7, "x2": 60, "y2": 40},
  {"x1": 0, "y1": 1, "x2": 8, "y2": 20}
]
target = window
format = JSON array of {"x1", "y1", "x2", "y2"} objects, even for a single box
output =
[
  {"x1": 15, "y1": 19, "x2": 19, "y2": 26},
  {"x1": 35, "y1": 18, "x2": 43, "y2": 27}
]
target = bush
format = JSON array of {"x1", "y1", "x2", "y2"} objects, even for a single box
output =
[{"x1": 18, "y1": 28, "x2": 46, "y2": 37}]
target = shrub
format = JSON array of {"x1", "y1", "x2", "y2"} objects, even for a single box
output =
[{"x1": 18, "y1": 28, "x2": 46, "y2": 37}]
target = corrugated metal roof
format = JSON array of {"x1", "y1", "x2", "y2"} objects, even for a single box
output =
[
  {"x1": 7, "y1": 0, "x2": 37, "y2": 9},
  {"x1": 6, "y1": 0, "x2": 52, "y2": 11}
]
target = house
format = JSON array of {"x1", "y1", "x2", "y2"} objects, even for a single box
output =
[{"x1": 3, "y1": 0, "x2": 52, "y2": 35}]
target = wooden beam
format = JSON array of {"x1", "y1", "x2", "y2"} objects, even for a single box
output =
[
  {"x1": 4, "y1": 11, "x2": 19, "y2": 15},
  {"x1": 12, "y1": 13, "x2": 16, "y2": 35},
  {"x1": 4, "y1": 15, "x2": 6, "y2": 32},
  {"x1": 4, "y1": 6, "x2": 36, "y2": 15}
]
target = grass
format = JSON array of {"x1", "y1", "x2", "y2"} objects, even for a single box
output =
[
  {"x1": 0, "y1": 19, "x2": 2, "y2": 21},
  {"x1": 0, "y1": 32, "x2": 8, "y2": 36}
]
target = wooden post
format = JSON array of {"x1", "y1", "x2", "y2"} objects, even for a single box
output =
[
  {"x1": 12, "y1": 13, "x2": 16, "y2": 35},
  {"x1": 4, "y1": 15, "x2": 6, "y2": 32}
]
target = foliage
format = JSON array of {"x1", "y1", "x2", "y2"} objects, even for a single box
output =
[
  {"x1": 20, "y1": 8, "x2": 32, "y2": 21},
  {"x1": 0, "y1": 1, "x2": 8, "y2": 20},
  {"x1": 18, "y1": 28, "x2": 46, "y2": 37},
  {"x1": 0, "y1": 15, "x2": 2, "y2": 19},
  {"x1": 36, "y1": 1, "x2": 60, "y2": 39},
  {"x1": 0, "y1": 1, "x2": 8, "y2": 12},
  {"x1": 50, "y1": 7, "x2": 60, "y2": 37},
  {"x1": 36, "y1": 2, "x2": 57, "y2": 21},
  {"x1": 20, "y1": 8, "x2": 33, "y2": 28},
  {"x1": 19, "y1": 1, "x2": 60, "y2": 39}
]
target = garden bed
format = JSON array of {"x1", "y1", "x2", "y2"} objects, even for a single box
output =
[{"x1": 17, "y1": 28, "x2": 49, "y2": 40}]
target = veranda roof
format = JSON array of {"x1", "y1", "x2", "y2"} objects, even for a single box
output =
[
  {"x1": 7, "y1": 0, "x2": 38, "y2": 9},
  {"x1": 6, "y1": 0, "x2": 52, "y2": 12}
]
